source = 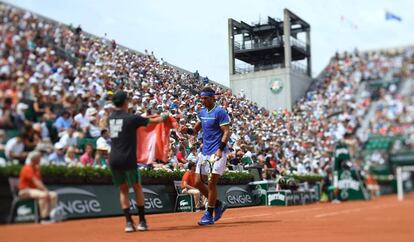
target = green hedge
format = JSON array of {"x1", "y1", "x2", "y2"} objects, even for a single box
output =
[
  {"x1": 291, "y1": 174, "x2": 324, "y2": 183},
  {"x1": 277, "y1": 173, "x2": 324, "y2": 187},
  {"x1": 0, "y1": 164, "x2": 253, "y2": 185},
  {"x1": 0, "y1": 164, "x2": 324, "y2": 185}
]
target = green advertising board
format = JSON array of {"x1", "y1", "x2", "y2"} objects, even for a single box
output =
[
  {"x1": 49, "y1": 185, "x2": 174, "y2": 219},
  {"x1": 333, "y1": 144, "x2": 369, "y2": 201},
  {"x1": 47, "y1": 184, "x2": 255, "y2": 220},
  {"x1": 218, "y1": 185, "x2": 256, "y2": 208},
  {"x1": 248, "y1": 181, "x2": 277, "y2": 205},
  {"x1": 336, "y1": 169, "x2": 369, "y2": 201},
  {"x1": 12, "y1": 199, "x2": 38, "y2": 223},
  {"x1": 250, "y1": 181, "x2": 321, "y2": 206},
  {"x1": 310, "y1": 183, "x2": 321, "y2": 202},
  {"x1": 266, "y1": 190, "x2": 317, "y2": 206},
  {"x1": 390, "y1": 151, "x2": 414, "y2": 166},
  {"x1": 267, "y1": 190, "x2": 292, "y2": 206},
  {"x1": 128, "y1": 185, "x2": 175, "y2": 214},
  {"x1": 175, "y1": 194, "x2": 193, "y2": 212}
]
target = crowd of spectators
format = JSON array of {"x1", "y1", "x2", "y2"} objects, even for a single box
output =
[
  {"x1": 368, "y1": 87, "x2": 414, "y2": 151},
  {"x1": 0, "y1": 3, "x2": 413, "y2": 181}
]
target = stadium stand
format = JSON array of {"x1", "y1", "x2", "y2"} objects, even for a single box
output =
[{"x1": 0, "y1": 2, "x2": 413, "y2": 183}]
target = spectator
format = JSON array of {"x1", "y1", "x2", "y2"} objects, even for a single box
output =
[
  {"x1": 80, "y1": 143, "x2": 94, "y2": 166},
  {"x1": 73, "y1": 106, "x2": 90, "y2": 131},
  {"x1": 98, "y1": 104, "x2": 114, "y2": 130},
  {"x1": 96, "y1": 129, "x2": 111, "y2": 152},
  {"x1": 53, "y1": 110, "x2": 72, "y2": 134},
  {"x1": 186, "y1": 146, "x2": 198, "y2": 163},
  {"x1": 174, "y1": 145, "x2": 187, "y2": 170},
  {"x1": 15, "y1": 102, "x2": 29, "y2": 124},
  {"x1": 21, "y1": 124, "x2": 40, "y2": 152},
  {"x1": 58, "y1": 126, "x2": 77, "y2": 148},
  {"x1": 5, "y1": 134, "x2": 27, "y2": 164},
  {"x1": 94, "y1": 145, "x2": 108, "y2": 168},
  {"x1": 0, "y1": 97, "x2": 14, "y2": 128},
  {"x1": 87, "y1": 116, "x2": 101, "y2": 138},
  {"x1": 48, "y1": 142, "x2": 66, "y2": 165},
  {"x1": 18, "y1": 151, "x2": 58, "y2": 223},
  {"x1": 65, "y1": 146, "x2": 79, "y2": 166}
]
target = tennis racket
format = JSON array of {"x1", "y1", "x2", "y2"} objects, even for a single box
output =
[{"x1": 200, "y1": 154, "x2": 218, "y2": 184}]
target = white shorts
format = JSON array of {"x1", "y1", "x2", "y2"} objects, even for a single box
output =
[{"x1": 196, "y1": 153, "x2": 227, "y2": 176}]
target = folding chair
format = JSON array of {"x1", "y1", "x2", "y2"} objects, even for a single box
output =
[
  {"x1": 173, "y1": 181, "x2": 194, "y2": 212},
  {"x1": 8, "y1": 177, "x2": 40, "y2": 223}
]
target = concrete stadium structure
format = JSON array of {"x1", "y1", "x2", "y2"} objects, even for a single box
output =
[{"x1": 228, "y1": 9, "x2": 312, "y2": 111}]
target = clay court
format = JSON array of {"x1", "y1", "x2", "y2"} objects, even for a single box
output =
[{"x1": 1, "y1": 193, "x2": 414, "y2": 242}]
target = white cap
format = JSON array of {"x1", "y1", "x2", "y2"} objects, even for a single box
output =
[
  {"x1": 54, "y1": 142, "x2": 65, "y2": 150},
  {"x1": 17, "y1": 103, "x2": 29, "y2": 111},
  {"x1": 86, "y1": 108, "x2": 98, "y2": 116},
  {"x1": 104, "y1": 103, "x2": 115, "y2": 109}
]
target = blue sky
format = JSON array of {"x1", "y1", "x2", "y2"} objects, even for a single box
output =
[{"x1": 8, "y1": 0, "x2": 414, "y2": 86}]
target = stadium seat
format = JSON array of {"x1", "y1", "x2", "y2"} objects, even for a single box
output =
[
  {"x1": 5, "y1": 129, "x2": 20, "y2": 142},
  {"x1": 248, "y1": 168, "x2": 262, "y2": 181},
  {"x1": 0, "y1": 149, "x2": 6, "y2": 160},
  {"x1": 77, "y1": 138, "x2": 98, "y2": 152},
  {"x1": 241, "y1": 156, "x2": 253, "y2": 166}
]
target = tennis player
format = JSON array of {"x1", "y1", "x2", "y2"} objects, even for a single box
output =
[{"x1": 180, "y1": 87, "x2": 231, "y2": 225}]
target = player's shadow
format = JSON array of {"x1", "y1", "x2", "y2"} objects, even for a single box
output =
[{"x1": 151, "y1": 219, "x2": 280, "y2": 232}]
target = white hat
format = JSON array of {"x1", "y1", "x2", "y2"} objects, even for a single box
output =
[
  {"x1": 29, "y1": 77, "x2": 39, "y2": 84},
  {"x1": 104, "y1": 103, "x2": 115, "y2": 109},
  {"x1": 86, "y1": 108, "x2": 98, "y2": 116},
  {"x1": 16, "y1": 103, "x2": 29, "y2": 111},
  {"x1": 53, "y1": 85, "x2": 62, "y2": 92},
  {"x1": 54, "y1": 142, "x2": 65, "y2": 150}
]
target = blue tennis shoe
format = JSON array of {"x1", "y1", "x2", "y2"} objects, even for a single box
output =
[
  {"x1": 214, "y1": 202, "x2": 228, "y2": 222},
  {"x1": 198, "y1": 211, "x2": 214, "y2": 226}
]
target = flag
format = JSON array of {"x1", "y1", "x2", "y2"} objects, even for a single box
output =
[
  {"x1": 136, "y1": 115, "x2": 178, "y2": 164},
  {"x1": 385, "y1": 11, "x2": 402, "y2": 21}
]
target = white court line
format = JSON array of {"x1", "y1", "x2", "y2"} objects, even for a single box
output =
[
  {"x1": 314, "y1": 208, "x2": 361, "y2": 218},
  {"x1": 221, "y1": 213, "x2": 273, "y2": 221},
  {"x1": 314, "y1": 203, "x2": 399, "y2": 218},
  {"x1": 222, "y1": 207, "x2": 323, "y2": 221}
]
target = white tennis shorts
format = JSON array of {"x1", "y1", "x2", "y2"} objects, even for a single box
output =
[{"x1": 196, "y1": 153, "x2": 227, "y2": 176}]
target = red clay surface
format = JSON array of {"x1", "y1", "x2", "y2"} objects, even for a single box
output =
[{"x1": 1, "y1": 193, "x2": 414, "y2": 242}]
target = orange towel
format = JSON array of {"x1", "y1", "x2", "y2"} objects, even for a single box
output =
[{"x1": 136, "y1": 115, "x2": 177, "y2": 164}]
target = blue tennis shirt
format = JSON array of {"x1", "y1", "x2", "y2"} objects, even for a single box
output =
[{"x1": 198, "y1": 104, "x2": 230, "y2": 155}]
